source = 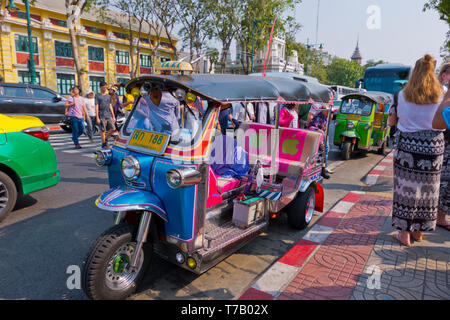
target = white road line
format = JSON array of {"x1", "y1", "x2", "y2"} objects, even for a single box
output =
[{"x1": 63, "y1": 147, "x2": 99, "y2": 154}]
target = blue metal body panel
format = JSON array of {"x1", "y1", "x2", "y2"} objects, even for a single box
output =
[{"x1": 100, "y1": 145, "x2": 198, "y2": 242}]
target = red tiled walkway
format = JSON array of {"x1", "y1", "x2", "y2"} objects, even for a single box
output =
[{"x1": 278, "y1": 194, "x2": 392, "y2": 300}]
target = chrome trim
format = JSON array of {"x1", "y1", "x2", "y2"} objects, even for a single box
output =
[
  {"x1": 121, "y1": 155, "x2": 141, "y2": 181},
  {"x1": 129, "y1": 211, "x2": 152, "y2": 271},
  {"x1": 114, "y1": 211, "x2": 126, "y2": 225},
  {"x1": 187, "y1": 163, "x2": 208, "y2": 252},
  {"x1": 166, "y1": 167, "x2": 203, "y2": 189}
]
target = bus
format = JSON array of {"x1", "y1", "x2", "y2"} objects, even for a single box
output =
[{"x1": 357, "y1": 63, "x2": 411, "y2": 94}]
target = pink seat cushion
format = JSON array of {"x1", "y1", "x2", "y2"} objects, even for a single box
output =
[{"x1": 216, "y1": 177, "x2": 242, "y2": 194}]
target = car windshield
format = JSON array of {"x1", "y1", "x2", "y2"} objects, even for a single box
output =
[
  {"x1": 123, "y1": 92, "x2": 204, "y2": 146},
  {"x1": 340, "y1": 98, "x2": 373, "y2": 116}
]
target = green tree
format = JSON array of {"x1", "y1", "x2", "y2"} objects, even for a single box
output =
[
  {"x1": 65, "y1": 0, "x2": 98, "y2": 94},
  {"x1": 205, "y1": 47, "x2": 219, "y2": 74},
  {"x1": 236, "y1": 0, "x2": 301, "y2": 74},
  {"x1": 173, "y1": 0, "x2": 211, "y2": 67},
  {"x1": 364, "y1": 59, "x2": 387, "y2": 69},
  {"x1": 326, "y1": 57, "x2": 365, "y2": 87},
  {"x1": 423, "y1": 0, "x2": 450, "y2": 59},
  {"x1": 206, "y1": 0, "x2": 244, "y2": 73}
]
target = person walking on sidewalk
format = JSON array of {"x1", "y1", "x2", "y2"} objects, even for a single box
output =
[
  {"x1": 66, "y1": 85, "x2": 88, "y2": 149},
  {"x1": 84, "y1": 89, "x2": 96, "y2": 143},
  {"x1": 434, "y1": 63, "x2": 450, "y2": 230},
  {"x1": 95, "y1": 82, "x2": 116, "y2": 148},
  {"x1": 388, "y1": 54, "x2": 445, "y2": 247}
]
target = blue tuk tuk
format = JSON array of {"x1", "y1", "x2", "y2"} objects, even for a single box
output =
[{"x1": 82, "y1": 74, "x2": 333, "y2": 299}]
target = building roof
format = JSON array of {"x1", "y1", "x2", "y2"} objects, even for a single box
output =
[
  {"x1": 29, "y1": 0, "x2": 176, "y2": 40},
  {"x1": 351, "y1": 44, "x2": 362, "y2": 60}
]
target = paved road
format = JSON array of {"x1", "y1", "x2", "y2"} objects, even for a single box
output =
[{"x1": 0, "y1": 132, "x2": 389, "y2": 300}]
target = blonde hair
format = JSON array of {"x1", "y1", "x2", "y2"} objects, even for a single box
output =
[
  {"x1": 403, "y1": 54, "x2": 442, "y2": 105},
  {"x1": 438, "y1": 60, "x2": 450, "y2": 84}
]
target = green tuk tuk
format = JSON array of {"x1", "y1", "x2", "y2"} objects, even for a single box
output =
[{"x1": 333, "y1": 91, "x2": 393, "y2": 160}]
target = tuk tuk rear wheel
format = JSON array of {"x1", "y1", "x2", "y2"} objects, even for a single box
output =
[
  {"x1": 342, "y1": 141, "x2": 353, "y2": 160},
  {"x1": 82, "y1": 223, "x2": 152, "y2": 300},
  {"x1": 286, "y1": 186, "x2": 315, "y2": 230}
]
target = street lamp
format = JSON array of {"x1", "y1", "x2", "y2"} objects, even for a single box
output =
[
  {"x1": 6, "y1": 0, "x2": 36, "y2": 85},
  {"x1": 304, "y1": 39, "x2": 323, "y2": 76},
  {"x1": 251, "y1": 18, "x2": 273, "y2": 73}
]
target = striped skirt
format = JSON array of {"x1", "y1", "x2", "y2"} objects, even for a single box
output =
[{"x1": 393, "y1": 130, "x2": 445, "y2": 231}]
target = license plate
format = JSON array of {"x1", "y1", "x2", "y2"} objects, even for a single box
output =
[{"x1": 127, "y1": 130, "x2": 170, "y2": 155}]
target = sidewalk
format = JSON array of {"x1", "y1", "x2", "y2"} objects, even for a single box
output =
[{"x1": 240, "y1": 152, "x2": 450, "y2": 300}]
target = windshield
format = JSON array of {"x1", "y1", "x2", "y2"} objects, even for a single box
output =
[
  {"x1": 124, "y1": 92, "x2": 204, "y2": 146},
  {"x1": 340, "y1": 98, "x2": 373, "y2": 116},
  {"x1": 364, "y1": 69, "x2": 410, "y2": 94}
]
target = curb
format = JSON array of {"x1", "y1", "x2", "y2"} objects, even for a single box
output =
[
  {"x1": 363, "y1": 150, "x2": 394, "y2": 185},
  {"x1": 239, "y1": 152, "x2": 395, "y2": 301}
]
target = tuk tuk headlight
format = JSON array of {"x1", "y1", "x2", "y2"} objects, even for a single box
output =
[
  {"x1": 347, "y1": 122, "x2": 355, "y2": 130},
  {"x1": 166, "y1": 167, "x2": 202, "y2": 189},
  {"x1": 121, "y1": 156, "x2": 141, "y2": 180},
  {"x1": 94, "y1": 150, "x2": 112, "y2": 167}
]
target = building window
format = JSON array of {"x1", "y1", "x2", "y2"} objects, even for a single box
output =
[
  {"x1": 140, "y1": 54, "x2": 152, "y2": 68},
  {"x1": 15, "y1": 34, "x2": 39, "y2": 54},
  {"x1": 115, "y1": 50, "x2": 129, "y2": 65},
  {"x1": 18, "y1": 70, "x2": 41, "y2": 85},
  {"x1": 55, "y1": 41, "x2": 73, "y2": 58},
  {"x1": 52, "y1": 18, "x2": 67, "y2": 28},
  {"x1": 160, "y1": 57, "x2": 170, "y2": 63},
  {"x1": 140, "y1": 38, "x2": 149, "y2": 44},
  {"x1": 116, "y1": 78, "x2": 129, "y2": 97},
  {"x1": 115, "y1": 32, "x2": 128, "y2": 40},
  {"x1": 56, "y1": 73, "x2": 75, "y2": 95},
  {"x1": 88, "y1": 46, "x2": 104, "y2": 62},
  {"x1": 13, "y1": 10, "x2": 41, "y2": 21},
  {"x1": 85, "y1": 26, "x2": 106, "y2": 35},
  {"x1": 89, "y1": 76, "x2": 105, "y2": 94}
]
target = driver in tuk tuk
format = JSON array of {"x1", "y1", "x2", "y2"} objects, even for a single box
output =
[
  {"x1": 134, "y1": 83, "x2": 180, "y2": 134},
  {"x1": 307, "y1": 103, "x2": 333, "y2": 179}
]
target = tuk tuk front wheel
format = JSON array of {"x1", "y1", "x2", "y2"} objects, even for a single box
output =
[
  {"x1": 82, "y1": 223, "x2": 153, "y2": 300},
  {"x1": 286, "y1": 186, "x2": 316, "y2": 230},
  {"x1": 342, "y1": 141, "x2": 353, "y2": 160}
]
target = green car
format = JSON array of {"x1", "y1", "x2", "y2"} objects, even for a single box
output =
[
  {"x1": 333, "y1": 92, "x2": 393, "y2": 160},
  {"x1": 0, "y1": 114, "x2": 60, "y2": 222}
]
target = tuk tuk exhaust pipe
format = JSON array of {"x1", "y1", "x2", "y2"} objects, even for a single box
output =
[{"x1": 129, "y1": 211, "x2": 152, "y2": 271}]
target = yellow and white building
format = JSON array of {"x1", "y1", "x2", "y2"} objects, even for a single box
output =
[{"x1": 0, "y1": 0, "x2": 177, "y2": 95}]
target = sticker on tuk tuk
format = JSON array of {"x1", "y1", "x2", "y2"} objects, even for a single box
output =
[{"x1": 127, "y1": 129, "x2": 170, "y2": 155}]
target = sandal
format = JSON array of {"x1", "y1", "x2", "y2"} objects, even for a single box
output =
[
  {"x1": 392, "y1": 233, "x2": 411, "y2": 247},
  {"x1": 410, "y1": 231, "x2": 422, "y2": 242}
]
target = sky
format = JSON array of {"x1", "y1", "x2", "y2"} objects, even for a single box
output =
[{"x1": 295, "y1": 0, "x2": 449, "y2": 66}]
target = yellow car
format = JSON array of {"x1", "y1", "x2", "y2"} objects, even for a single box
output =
[{"x1": 0, "y1": 114, "x2": 60, "y2": 222}]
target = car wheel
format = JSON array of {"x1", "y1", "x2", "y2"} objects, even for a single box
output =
[
  {"x1": 0, "y1": 171, "x2": 18, "y2": 222},
  {"x1": 60, "y1": 125, "x2": 72, "y2": 133}
]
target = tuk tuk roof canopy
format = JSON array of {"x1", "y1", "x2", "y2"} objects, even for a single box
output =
[
  {"x1": 125, "y1": 74, "x2": 333, "y2": 105},
  {"x1": 341, "y1": 91, "x2": 393, "y2": 105},
  {"x1": 157, "y1": 61, "x2": 194, "y2": 72}
]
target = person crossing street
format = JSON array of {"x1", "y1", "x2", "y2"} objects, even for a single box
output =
[{"x1": 95, "y1": 82, "x2": 116, "y2": 148}]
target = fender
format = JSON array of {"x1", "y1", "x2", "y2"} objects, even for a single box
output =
[
  {"x1": 95, "y1": 186, "x2": 168, "y2": 222},
  {"x1": 313, "y1": 182, "x2": 324, "y2": 213},
  {"x1": 341, "y1": 131, "x2": 358, "y2": 138}
]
